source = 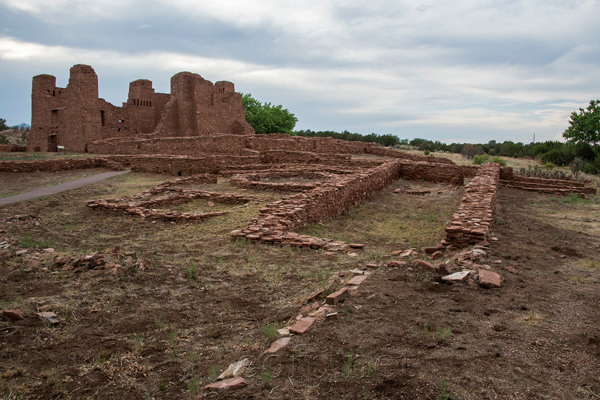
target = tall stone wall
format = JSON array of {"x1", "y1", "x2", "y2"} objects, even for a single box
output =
[{"x1": 28, "y1": 65, "x2": 253, "y2": 154}]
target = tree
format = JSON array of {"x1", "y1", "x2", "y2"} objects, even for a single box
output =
[
  {"x1": 563, "y1": 100, "x2": 600, "y2": 146},
  {"x1": 0, "y1": 118, "x2": 9, "y2": 131},
  {"x1": 241, "y1": 93, "x2": 298, "y2": 134}
]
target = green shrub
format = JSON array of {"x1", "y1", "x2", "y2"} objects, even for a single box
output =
[
  {"x1": 491, "y1": 156, "x2": 507, "y2": 166},
  {"x1": 472, "y1": 154, "x2": 489, "y2": 165}
]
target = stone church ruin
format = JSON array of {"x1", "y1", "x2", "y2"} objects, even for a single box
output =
[{"x1": 28, "y1": 64, "x2": 253, "y2": 153}]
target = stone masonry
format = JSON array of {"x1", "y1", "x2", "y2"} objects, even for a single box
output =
[{"x1": 28, "y1": 65, "x2": 253, "y2": 153}]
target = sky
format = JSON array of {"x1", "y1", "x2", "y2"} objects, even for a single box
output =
[{"x1": 1, "y1": 0, "x2": 599, "y2": 144}]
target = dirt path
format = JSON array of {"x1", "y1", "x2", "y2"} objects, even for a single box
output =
[{"x1": 0, "y1": 170, "x2": 130, "y2": 206}]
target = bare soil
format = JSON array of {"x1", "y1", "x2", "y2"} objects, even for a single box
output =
[{"x1": 0, "y1": 171, "x2": 599, "y2": 400}]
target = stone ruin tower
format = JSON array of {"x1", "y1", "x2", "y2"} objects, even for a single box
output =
[{"x1": 28, "y1": 65, "x2": 253, "y2": 153}]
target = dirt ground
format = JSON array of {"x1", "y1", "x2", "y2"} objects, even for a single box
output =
[{"x1": 1, "y1": 169, "x2": 599, "y2": 400}]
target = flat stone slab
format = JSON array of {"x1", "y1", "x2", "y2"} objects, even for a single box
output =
[
  {"x1": 347, "y1": 275, "x2": 368, "y2": 285},
  {"x1": 289, "y1": 317, "x2": 315, "y2": 334},
  {"x1": 263, "y1": 337, "x2": 291, "y2": 354},
  {"x1": 441, "y1": 270, "x2": 472, "y2": 282},
  {"x1": 203, "y1": 377, "x2": 247, "y2": 392}
]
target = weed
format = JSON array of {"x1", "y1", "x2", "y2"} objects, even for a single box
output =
[
  {"x1": 158, "y1": 379, "x2": 166, "y2": 391},
  {"x1": 168, "y1": 328, "x2": 178, "y2": 343},
  {"x1": 185, "y1": 263, "x2": 198, "y2": 282},
  {"x1": 208, "y1": 365, "x2": 220, "y2": 382},
  {"x1": 342, "y1": 305, "x2": 354, "y2": 316},
  {"x1": 186, "y1": 376, "x2": 201, "y2": 394},
  {"x1": 155, "y1": 314, "x2": 166, "y2": 331},
  {"x1": 130, "y1": 335, "x2": 144, "y2": 355},
  {"x1": 262, "y1": 324, "x2": 280, "y2": 342},
  {"x1": 363, "y1": 388, "x2": 372, "y2": 398},
  {"x1": 436, "y1": 324, "x2": 452, "y2": 342},
  {"x1": 424, "y1": 320, "x2": 433, "y2": 332},
  {"x1": 260, "y1": 367, "x2": 273, "y2": 386},
  {"x1": 342, "y1": 352, "x2": 356, "y2": 376},
  {"x1": 362, "y1": 363, "x2": 376, "y2": 378},
  {"x1": 438, "y1": 379, "x2": 456, "y2": 400}
]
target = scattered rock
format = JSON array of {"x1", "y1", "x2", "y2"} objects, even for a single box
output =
[
  {"x1": 436, "y1": 263, "x2": 452, "y2": 275},
  {"x1": 217, "y1": 358, "x2": 251, "y2": 380},
  {"x1": 42, "y1": 248, "x2": 55, "y2": 253},
  {"x1": 277, "y1": 328, "x2": 290, "y2": 337},
  {"x1": 387, "y1": 260, "x2": 407, "y2": 268},
  {"x1": 37, "y1": 312, "x2": 59, "y2": 325},
  {"x1": 431, "y1": 251, "x2": 443, "y2": 260},
  {"x1": 263, "y1": 337, "x2": 291, "y2": 354},
  {"x1": 289, "y1": 317, "x2": 315, "y2": 334},
  {"x1": 347, "y1": 275, "x2": 368, "y2": 286},
  {"x1": 476, "y1": 269, "x2": 502, "y2": 288},
  {"x1": 348, "y1": 243, "x2": 366, "y2": 249},
  {"x1": 203, "y1": 377, "x2": 247, "y2": 392},
  {"x1": 326, "y1": 287, "x2": 349, "y2": 305},
  {"x1": 441, "y1": 270, "x2": 472, "y2": 282},
  {"x1": 505, "y1": 266, "x2": 518, "y2": 274},
  {"x1": 326, "y1": 312, "x2": 338, "y2": 320},
  {"x1": 15, "y1": 250, "x2": 28, "y2": 256},
  {"x1": 413, "y1": 259, "x2": 436, "y2": 272},
  {"x1": 2, "y1": 309, "x2": 24, "y2": 321}
]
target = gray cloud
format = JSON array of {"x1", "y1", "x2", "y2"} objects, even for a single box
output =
[{"x1": 0, "y1": 0, "x2": 599, "y2": 143}]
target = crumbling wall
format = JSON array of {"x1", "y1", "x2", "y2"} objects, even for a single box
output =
[
  {"x1": 0, "y1": 144, "x2": 27, "y2": 152},
  {"x1": 398, "y1": 160, "x2": 464, "y2": 185},
  {"x1": 443, "y1": 163, "x2": 500, "y2": 247},
  {"x1": 365, "y1": 147, "x2": 456, "y2": 165},
  {"x1": 231, "y1": 160, "x2": 404, "y2": 250}
]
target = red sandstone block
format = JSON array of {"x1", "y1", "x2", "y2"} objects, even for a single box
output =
[
  {"x1": 413, "y1": 259, "x2": 436, "y2": 272},
  {"x1": 477, "y1": 269, "x2": 502, "y2": 288},
  {"x1": 326, "y1": 287, "x2": 349, "y2": 305},
  {"x1": 347, "y1": 275, "x2": 368, "y2": 285},
  {"x1": 289, "y1": 317, "x2": 315, "y2": 334}
]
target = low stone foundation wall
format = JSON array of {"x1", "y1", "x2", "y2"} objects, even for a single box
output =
[
  {"x1": 365, "y1": 147, "x2": 456, "y2": 165},
  {"x1": 502, "y1": 175, "x2": 596, "y2": 195},
  {"x1": 443, "y1": 163, "x2": 500, "y2": 247},
  {"x1": 87, "y1": 174, "x2": 252, "y2": 222},
  {"x1": 231, "y1": 160, "x2": 404, "y2": 251},
  {"x1": 0, "y1": 144, "x2": 27, "y2": 152},
  {"x1": 398, "y1": 160, "x2": 464, "y2": 185},
  {"x1": 0, "y1": 157, "x2": 124, "y2": 172}
]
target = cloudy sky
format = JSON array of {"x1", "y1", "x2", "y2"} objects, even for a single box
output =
[{"x1": 1, "y1": 0, "x2": 599, "y2": 143}]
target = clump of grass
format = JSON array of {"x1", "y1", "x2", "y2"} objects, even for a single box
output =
[
  {"x1": 186, "y1": 263, "x2": 198, "y2": 282},
  {"x1": 260, "y1": 367, "x2": 273, "y2": 386},
  {"x1": 438, "y1": 379, "x2": 456, "y2": 400},
  {"x1": 262, "y1": 324, "x2": 279, "y2": 342},
  {"x1": 435, "y1": 325, "x2": 452, "y2": 342},
  {"x1": 186, "y1": 376, "x2": 201, "y2": 393},
  {"x1": 207, "y1": 365, "x2": 220, "y2": 383}
]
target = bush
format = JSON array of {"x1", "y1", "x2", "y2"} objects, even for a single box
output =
[
  {"x1": 472, "y1": 154, "x2": 489, "y2": 165},
  {"x1": 491, "y1": 156, "x2": 507, "y2": 166}
]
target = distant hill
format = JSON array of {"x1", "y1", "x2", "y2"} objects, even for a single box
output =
[{"x1": 0, "y1": 128, "x2": 29, "y2": 145}]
